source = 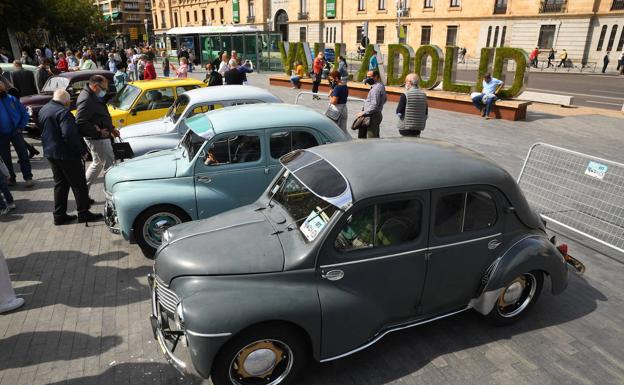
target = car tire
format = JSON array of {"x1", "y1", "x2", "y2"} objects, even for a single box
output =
[
  {"x1": 486, "y1": 271, "x2": 544, "y2": 326},
  {"x1": 134, "y1": 205, "x2": 190, "y2": 258},
  {"x1": 211, "y1": 324, "x2": 308, "y2": 385}
]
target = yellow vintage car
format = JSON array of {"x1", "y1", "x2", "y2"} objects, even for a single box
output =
[{"x1": 108, "y1": 78, "x2": 205, "y2": 128}]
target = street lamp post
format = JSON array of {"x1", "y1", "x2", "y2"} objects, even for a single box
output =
[
  {"x1": 144, "y1": 18, "x2": 149, "y2": 45},
  {"x1": 395, "y1": 0, "x2": 403, "y2": 43}
]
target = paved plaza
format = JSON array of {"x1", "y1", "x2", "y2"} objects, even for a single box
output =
[{"x1": 1, "y1": 73, "x2": 624, "y2": 385}]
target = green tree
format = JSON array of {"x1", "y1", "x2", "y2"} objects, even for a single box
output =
[{"x1": 41, "y1": 0, "x2": 111, "y2": 47}]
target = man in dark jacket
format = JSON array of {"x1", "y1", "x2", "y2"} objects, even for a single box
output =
[
  {"x1": 75, "y1": 75, "x2": 115, "y2": 191},
  {"x1": 0, "y1": 81, "x2": 34, "y2": 187},
  {"x1": 10, "y1": 60, "x2": 38, "y2": 97},
  {"x1": 35, "y1": 58, "x2": 53, "y2": 92},
  {"x1": 39, "y1": 90, "x2": 103, "y2": 224},
  {"x1": 203, "y1": 63, "x2": 223, "y2": 86},
  {"x1": 224, "y1": 59, "x2": 244, "y2": 85}
]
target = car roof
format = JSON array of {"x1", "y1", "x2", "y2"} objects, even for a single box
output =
[
  {"x1": 308, "y1": 139, "x2": 517, "y2": 201},
  {"x1": 183, "y1": 85, "x2": 281, "y2": 103},
  {"x1": 57, "y1": 70, "x2": 114, "y2": 80},
  {"x1": 0, "y1": 63, "x2": 37, "y2": 72},
  {"x1": 128, "y1": 78, "x2": 204, "y2": 89},
  {"x1": 205, "y1": 104, "x2": 341, "y2": 135}
]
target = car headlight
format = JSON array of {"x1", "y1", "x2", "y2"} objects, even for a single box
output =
[{"x1": 175, "y1": 302, "x2": 185, "y2": 329}]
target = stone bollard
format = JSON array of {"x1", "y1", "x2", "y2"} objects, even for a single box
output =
[{"x1": 0, "y1": 248, "x2": 24, "y2": 314}]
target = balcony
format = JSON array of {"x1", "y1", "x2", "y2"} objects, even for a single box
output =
[
  {"x1": 539, "y1": 0, "x2": 567, "y2": 13},
  {"x1": 297, "y1": 12, "x2": 309, "y2": 20},
  {"x1": 247, "y1": 15, "x2": 256, "y2": 23},
  {"x1": 612, "y1": 0, "x2": 624, "y2": 10}
]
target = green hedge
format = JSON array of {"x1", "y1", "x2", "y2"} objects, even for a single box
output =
[
  {"x1": 356, "y1": 44, "x2": 378, "y2": 82},
  {"x1": 414, "y1": 45, "x2": 443, "y2": 89},
  {"x1": 278, "y1": 42, "x2": 310, "y2": 76},
  {"x1": 386, "y1": 44, "x2": 412, "y2": 86},
  {"x1": 492, "y1": 47, "x2": 528, "y2": 98},
  {"x1": 476, "y1": 48, "x2": 495, "y2": 92},
  {"x1": 443, "y1": 46, "x2": 472, "y2": 94}
]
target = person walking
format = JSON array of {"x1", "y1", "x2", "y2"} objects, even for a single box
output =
[
  {"x1": 369, "y1": 48, "x2": 379, "y2": 71},
  {"x1": 0, "y1": 157, "x2": 16, "y2": 214},
  {"x1": 35, "y1": 58, "x2": 53, "y2": 92},
  {"x1": 602, "y1": 52, "x2": 610, "y2": 73},
  {"x1": 56, "y1": 52, "x2": 69, "y2": 73},
  {"x1": 106, "y1": 53, "x2": 118, "y2": 73},
  {"x1": 224, "y1": 60, "x2": 244, "y2": 85},
  {"x1": 114, "y1": 63, "x2": 129, "y2": 92},
  {"x1": 311, "y1": 52, "x2": 324, "y2": 100},
  {"x1": 357, "y1": 70, "x2": 387, "y2": 138},
  {"x1": 80, "y1": 54, "x2": 97, "y2": 70},
  {"x1": 338, "y1": 56, "x2": 349, "y2": 83},
  {"x1": 161, "y1": 51, "x2": 170, "y2": 77},
  {"x1": 558, "y1": 49, "x2": 568, "y2": 68},
  {"x1": 396, "y1": 74, "x2": 428, "y2": 137},
  {"x1": 11, "y1": 60, "x2": 38, "y2": 96},
  {"x1": 327, "y1": 71, "x2": 349, "y2": 133},
  {"x1": 75, "y1": 75, "x2": 115, "y2": 193},
  {"x1": 529, "y1": 47, "x2": 540, "y2": 68},
  {"x1": 170, "y1": 57, "x2": 189, "y2": 78},
  {"x1": 212, "y1": 51, "x2": 223, "y2": 69},
  {"x1": 217, "y1": 53, "x2": 230, "y2": 76},
  {"x1": 143, "y1": 57, "x2": 157, "y2": 80},
  {"x1": 471, "y1": 73, "x2": 504, "y2": 120},
  {"x1": 0, "y1": 247, "x2": 25, "y2": 314},
  {"x1": 203, "y1": 63, "x2": 223, "y2": 86},
  {"x1": 0, "y1": 82, "x2": 34, "y2": 187},
  {"x1": 137, "y1": 56, "x2": 146, "y2": 80},
  {"x1": 39, "y1": 90, "x2": 102, "y2": 224},
  {"x1": 547, "y1": 48, "x2": 555, "y2": 68},
  {"x1": 67, "y1": 51, "x2": 79, "y2": 70},
  {"x1": 290, "y1": 61, "x2": 305, "y2": 89}
]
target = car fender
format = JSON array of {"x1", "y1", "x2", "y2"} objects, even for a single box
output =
[
  {"x1": 124, "y1": 135, "x2": 181, "y2": 158},
  {"x1": 173, "y1": 271, "x2": 321, "y2": 378},
  {"x1": 470, "y1": 233, "x2": 568, "y2": 315},
  {"x1": 112, "y1": 178, "x2": 197, "y2": 240}
]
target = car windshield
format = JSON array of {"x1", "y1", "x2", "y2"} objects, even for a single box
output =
[
  {"x1": 269, "y1": 170, "x2": 338, "y2": 242},
  {"x1": 179, "y1": 114, "x2": 214, "y2": 159},
  {"x1": 42, "y1": 77, "x2": 70, "y2": 93},
  {"x1": 109, "y1": 84, "x2": 141, "y2": 110},
  {"x1": 180, "y1": 129, "x2": 207, "y2": 160},
  {"x1": 165, "y1": 94, "x2": 189, "y2": 123}
]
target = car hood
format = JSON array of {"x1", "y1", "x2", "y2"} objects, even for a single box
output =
[
  {"x1": 104, "y1": 148, "x2": 180, "y2": 191},
  {"x1": 119, "y1": 118, "x2": 175, "y2": 139},
  {"x1": 155, "y1": 205, "x2": 285, "y2": 283},
  {"x1": 20, "y1": 93, "x2": 52, "y2": 107}
]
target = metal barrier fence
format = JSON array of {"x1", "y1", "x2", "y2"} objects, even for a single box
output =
[
  {"x1": 518, "y1": 143, "x2": 624, "y2": 254},
  {"x1": 294, "y1": 91, "x2": 366, "y2": 105}
]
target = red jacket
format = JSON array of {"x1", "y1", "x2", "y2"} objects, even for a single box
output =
[
  {"x1": 144, "y1": 62, "x2": 157, "y2": 80},
  {"x1": 56, "y1": 58, "x2": 68, "y2": 72},
  {"x1": 313, "y1": 57, "x2": 324, "y2": 74}
]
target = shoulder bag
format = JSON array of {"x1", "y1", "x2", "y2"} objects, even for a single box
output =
[{"x1": 351, "y1": 114, "x2": 370, "y2": 131}]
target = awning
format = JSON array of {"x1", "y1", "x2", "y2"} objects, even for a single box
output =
[
  {"x1": 166, "y1": 25, "x2": 260, "y2": 35},
  {"x1": 112, "y1": 11, "x2": 121, "y2": 20}
]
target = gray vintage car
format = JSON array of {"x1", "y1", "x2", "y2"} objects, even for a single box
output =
[{"x1": 149, "y1": 139, "x2": 581, "y2": 385}]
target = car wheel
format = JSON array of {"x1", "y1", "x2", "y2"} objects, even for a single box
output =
[
  {"x1": 486, "y1": 271, "x2": 543, "y2": 326},
  {"x1": 211, "y1": 325, "x2": 308, "y2": 385},
  {"x1": 135, "y1": 205, "x2": 190, "y2": 258}
]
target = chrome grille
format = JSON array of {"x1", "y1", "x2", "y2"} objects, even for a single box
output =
[{"x1": 155, "y1": 276, "x2": 180, "y2": 314}]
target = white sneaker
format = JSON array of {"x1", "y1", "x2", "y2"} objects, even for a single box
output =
[
  {"x1": 0, "y1": 297, "x2": 25, "y2": 314},
  {"x1": 7, "y1": 202, "x2": 16, "y2": 210}
]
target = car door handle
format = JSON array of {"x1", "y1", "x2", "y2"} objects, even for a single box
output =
[
  {"x1": 196, "y1": 176, "x2": 212, "y2": 183},
  {"x1": 321, "y1": 270, "x2": 344, "y2": 281}
]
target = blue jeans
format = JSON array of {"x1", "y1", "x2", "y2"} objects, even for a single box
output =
[
  {"x1": 290, "y1": 76, "x2": 301, "y2": 88},
  {"x1": 0, "y1": 131, "x2": 33, "y2": 182},
  {"x1": 0, "y1": 175, "x2": 13, "y2": 209},
  {"x1": 471, "y1": 93, "x2": 498, "y2": 117}
]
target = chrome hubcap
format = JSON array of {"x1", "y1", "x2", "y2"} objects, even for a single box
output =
[
  {"x1": 230, "y1": 339, "x2": 293, "y2": 385},
  {"x1": 497, "y1": 273, "x2": 537, "y2": 318},
  {"x1": 243, "y1": 348, "x2": 277, "y2": 376},
  {"x1": 142, "y1": 212, "x2": 182, "y2": 249}
]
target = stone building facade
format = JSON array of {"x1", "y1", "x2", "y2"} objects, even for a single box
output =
[{"x1": 95, "y1": 0, "x2": 153, "y2": 42}]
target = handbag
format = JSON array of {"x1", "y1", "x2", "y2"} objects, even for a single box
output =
[
  {"x1": 325, "y1": 104, "x2": 342, "y2": 122},
  {"x1": 351, "y1": 115, "x2": 371, "y2": 131},
  {"x1": 112, "y1": 138, "x2": 134, "y2": 161}
]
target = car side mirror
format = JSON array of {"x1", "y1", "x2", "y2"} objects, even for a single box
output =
[{"x1": 130, "y1": 109, "x2": 137, "y2": 116}]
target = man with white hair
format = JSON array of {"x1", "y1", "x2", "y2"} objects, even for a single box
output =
[
  {"x1": 224, "y1": 59, "x2": 244, "y2": 85},
  {"x1": 39, "y1": 89, "x2": 102, "y2": 225},
  {"x1": 396, "y1": 73, "x2": 428, "y2": 137}
]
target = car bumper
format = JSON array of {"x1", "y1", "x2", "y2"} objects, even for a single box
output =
[{"x1": 104, "y1": 193, "x2": 120, "y2": 235}]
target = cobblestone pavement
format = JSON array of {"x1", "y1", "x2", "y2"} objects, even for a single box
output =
[{"x1": 1, "y1": 73, "x2": 623, "y2": 385}]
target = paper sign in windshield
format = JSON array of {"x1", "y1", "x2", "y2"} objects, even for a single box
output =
[
  {"x1": 585, "y1": 161, "x2": 608, "y2": 180},
  {"x1": 300, "y1": 211, "x2": 327, "y2": 242}
]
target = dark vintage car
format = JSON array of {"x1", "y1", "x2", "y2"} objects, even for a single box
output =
[
  {"x1": 20, "y1": 69, "x2": 116, "y2": 134},
  {"x1": 148, "y1": 139, "x2": 583, "y2": 385}
]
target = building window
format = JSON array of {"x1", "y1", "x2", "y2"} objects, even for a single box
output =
[
  {"x1": 421, "y1": 25, "x2": 432, "y2": 45},
  {"x1": 494, "y1": 0, "x2": 507, "y2": 13},
  {"x1": 300, "y1": 27, "x2": 307, "y2": 42},
  {"x1": 500, "y1": 26, "x2": 506, "y2": 47},
  {"x1": 486, "y1": 26, "x2": 492, "y2": 47},
  {"x1": 493, "y1": 26, "x2": 499, "y2": 48},
  {"x1": 537, "y1": 24, "x2": 556, "y2": 49},
  {"x1": 376, "y1": 26, "x2": 385, "y2": 44},
  {"x1": 154, "y1": 14, "x2": 158, "y2": 28},
  {"x1": 211, "y1": 8, "x2": 215, "y2": 20},
  {"x1": 220, "y1": 7, "x2": 224, "y2": 23},
  {"x1": 446, "y1": 25, "x2": 458, "y2": 46},
  {"x1": 194, "y1": 10, "x2": 197, "y2": 22},
  {"x1": 160, "y1": 10, "x2": 165, "y2": 28},
  {"x1": 186, "y1": 11, "x2": 190, "y2": 23},
  {"x1": 174, "y1": 12, "x2": 178, "y2": 27},
  {"x1": 202, "y1": 9, "x2": 206, "y2": 24},
  {"x1": 597, "y1": 25, "x2": 608, "y2": 51},
  {"x1": 399, "y1": 25, "x2": 408, "y2": 44},
  {"x1": 249, "y1": 0, "x2": 255, "y2": 17},
  {"x1": 617, "y1": 28, "x2": 624, "y2": 51},
  {"x1": 379, "y1": 0, "x2": 386, "y2": 10},
  {"x1": 450, "y1": 0, "x2": 460, "y2": 7},
  {"x1": 424, "y1": 0, "x2": 433, "y2": 8},
  {"x1": 606, "y1": 25, "x2": 618, "y2": 51},
  {"x1": 540, "y1": 0, "x2": 567, "y2": 13},
  {"x1": 357, "y1": 26, "x2": 364, "y2": 44},
  {"x1": 300, "y1": 0, "x2": 307, "y2": 13},
  {"x1": 358, "y1": 0, "x2": 365, "y2": 11}
]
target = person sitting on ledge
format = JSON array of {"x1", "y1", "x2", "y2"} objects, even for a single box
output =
[
  {"x1": 290, "y1": 61, "x2": 305, "y2": 89},
  {"x1": 471, "y1": 73, "x2": 504, "y2": 120}
]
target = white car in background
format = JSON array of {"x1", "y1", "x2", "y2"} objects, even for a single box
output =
[{"x1": 119, "y1": 85, "x2": 282, "y2": 157}]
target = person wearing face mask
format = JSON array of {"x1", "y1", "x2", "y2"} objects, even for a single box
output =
[
  {"x1": 75, "y1": 75, "x2": 115, "y2": 209},
  {"x1": 357, "y1": 69, "x2": 387, "y2": 138},
  {"x1": 396, "y1": 73, "x2": 428, "y2": 137},
  {"x1": 39, "y1": 89, "x2": 102, "y2": 225}
]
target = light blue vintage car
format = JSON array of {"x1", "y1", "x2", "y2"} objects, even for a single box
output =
[{"x1": 104, "y1": 103, "x2": 351, "y2": 257}]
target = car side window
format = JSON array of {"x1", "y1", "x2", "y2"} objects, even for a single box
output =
[
  {"x1": 335, "y1": 199, "x2": 423, "y2": 253},
  {"x1": 70, "y1": 80, "x2": 89, "y2": 93},
  {"x1": 134, "y1": 87, "x2": 175, "y2": 112},
  {"x1": 176, "y1": 85, "x2": 201, "y2": 95},
  {"x1": 434, "y1": 191, "x2": 497, "y2": 237},
  {"x1": 187, "y1": 103, "x2": 224, "y2": 119},
  {"x1": 270, "y1": 131, "x2": 319, "y2": 159},
  {"x1": 204, "y1": 134, "x2": 261, "y2": 166}
]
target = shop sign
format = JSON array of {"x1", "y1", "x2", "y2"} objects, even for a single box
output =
[{"x1": 326, "y1": 0, "x2": 336, "y2": 18}]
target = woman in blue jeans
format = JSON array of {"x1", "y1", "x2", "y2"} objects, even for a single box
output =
[{"x1": 0, "y1": 82, "x2": 34, "y2": 187}]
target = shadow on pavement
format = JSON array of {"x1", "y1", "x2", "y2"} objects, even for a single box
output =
[
  {"x1": 525, "y1": 112, "x2": 567, "y2": 122},
  {"x1": 8, "y1": 250, "x2": 151, "y2": 310},
  {"x1": 0, "y1": 331, "x2": 122, "y2": 371},
  {"x1": 44, "y1": 362, "x2": 205, "y2": 385}
]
